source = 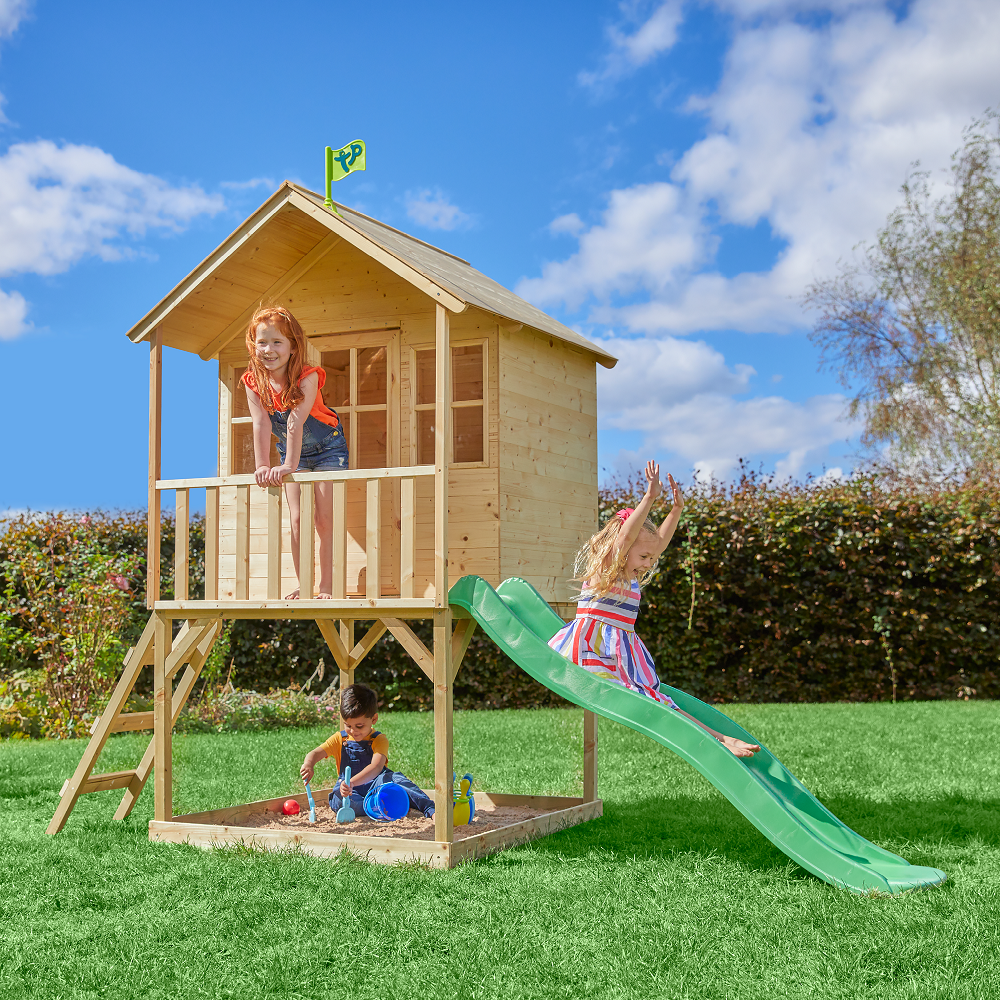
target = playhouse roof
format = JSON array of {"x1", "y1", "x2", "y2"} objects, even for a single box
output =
[{"x1": 125, "y1": 181, "x2": 617, "y2": 368}]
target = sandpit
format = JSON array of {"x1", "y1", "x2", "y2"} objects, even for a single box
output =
[{"x1": 242, "y1": 796, "x2": 546, "y2": 841}]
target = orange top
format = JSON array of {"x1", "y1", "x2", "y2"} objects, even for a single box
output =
[{"x1": 241, "y1": 365, "x2": 340, "y2": 429}]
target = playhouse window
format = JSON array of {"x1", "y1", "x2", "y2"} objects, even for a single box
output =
[
  {"x1": 412, "y1": 341, "x2": 487, "y2": 466},
  {"x1": 320, "y1": 346, "x2": 389, "y2": 469}
]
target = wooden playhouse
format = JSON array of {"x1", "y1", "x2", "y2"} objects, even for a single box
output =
[{"x1": 47, "y1": 181, "x2": 618, "y2": 867}]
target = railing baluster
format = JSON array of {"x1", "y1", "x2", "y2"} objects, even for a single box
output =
[
  {"x1": 400, "y1": 477, "x2": 415, "y2": 599},
  {"x1": 235, "y1": 485, "x2": 249, "y2": 601},
  {"x1": 266, "y1": 486, "x2": 282, "y2": 600},
  {"x1": 174, "y1": 489, "x2": 189, "y2": 601},
  {"x1": 204, "y1": 486, "x2": 219, "y2": 601},
  {"x1": 367, "y1": 478, "x2": 381, "y2": 601},
  {"x1": 299, "y1": 482, "x2": 314, "y2": 600},
  {"x1": 332, "y1": 479, "x2": 347, "y2": 600}
]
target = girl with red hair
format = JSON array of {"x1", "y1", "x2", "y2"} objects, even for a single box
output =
[{"x1": 242, "y1": 305, "x2": 347, "y2": 599}]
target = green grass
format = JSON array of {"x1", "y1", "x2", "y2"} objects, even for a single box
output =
[{"x1": 2, "y1": 702, "x2": 999, "y2": 1000}]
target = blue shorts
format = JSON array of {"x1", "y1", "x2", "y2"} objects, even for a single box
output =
[{"x1": 274, "y1": 421, "x2": 349, "y2": 472}]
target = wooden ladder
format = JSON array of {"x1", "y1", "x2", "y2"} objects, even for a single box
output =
[{"x1": 46, "y1": 615, "x2": 223, "y2": 834}]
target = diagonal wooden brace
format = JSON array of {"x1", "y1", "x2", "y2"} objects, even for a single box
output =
[
  {"x1": 46, "y1": 615, "x2": 157, "y2": 834},
  {"x1": 383, "y1": 618, "x2": 434, "y2": 681},
  {"x1": 113, "y1": 619, "x2": 223, "y2": 821}
]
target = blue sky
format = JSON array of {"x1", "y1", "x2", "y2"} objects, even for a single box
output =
[{"x1": 2, "y1": 0, "x2": 999, "y2": 511}]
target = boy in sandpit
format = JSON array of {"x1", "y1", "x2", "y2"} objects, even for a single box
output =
[{"x1": 299, "y1": 683, "x2": 435, "y2": 819}]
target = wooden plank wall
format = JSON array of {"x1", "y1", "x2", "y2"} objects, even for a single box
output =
[
  {"x1": 213, "y1": 301, "x2": 502, "y2": 600},
  {"x1": 498, "y1": 327, "x2": 598, "y2": 604}
]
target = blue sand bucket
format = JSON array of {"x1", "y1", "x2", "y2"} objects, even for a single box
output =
[{"x1": 363, "y1": 781, "x2": 409, "y2": 821}]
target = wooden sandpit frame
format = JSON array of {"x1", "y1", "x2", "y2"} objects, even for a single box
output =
[{"x1": 150, "y1": 788, "x2": 603, "y2": 869}]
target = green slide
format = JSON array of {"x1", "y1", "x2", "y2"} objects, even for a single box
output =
[{"x1": 449, "y1": 575, "x2": 946, "y2": 895}]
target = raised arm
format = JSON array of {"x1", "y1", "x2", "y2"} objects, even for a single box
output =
[
  {"x1": 650, "y1": 473, "x2": 684, "y2": 557},
  {"x1": 614, "y1": 460, "x2": 663, "y2": 555}
]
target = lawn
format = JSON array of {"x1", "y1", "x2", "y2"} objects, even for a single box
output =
[{"x1": 1, "y1": 702, "x2": 999, "y2": 1000}]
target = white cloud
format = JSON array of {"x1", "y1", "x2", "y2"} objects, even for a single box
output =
[
  {"x1": 0, "y1": 286, "x2": 28, "y2": 340},
  {"x1": 596, "y1": 335, "x2": 855, "y2": 478},
  {"x1": 0, "y1": 141, "x2": 223, "y2": 336},
  {"x1": 549, "y1": 212, "x2": 585, "y2": 236},
  {"x1": 404, "y1": 188, "x2": 471, "y2": 231},
  {"x1": 521, "y1": 0, "x2": 1000, "y2": 337},
  {"x1": 0, "y1": 141, "x2": 223, "y2": 277},
  {"x1": 580, "y1": 1, "x2": 685, "y2": 88},
  {"x1": 0, "y1": 0, "x2": 30, "y2": 39}
]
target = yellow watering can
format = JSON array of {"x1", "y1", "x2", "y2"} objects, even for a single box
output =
[{"x1": 453, "y1": 772, "x2": 475, "y2": 826}]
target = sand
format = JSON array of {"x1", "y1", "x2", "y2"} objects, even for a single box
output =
[{"x1": 242, "y1": 797, "x2": 545, "y2": 841}]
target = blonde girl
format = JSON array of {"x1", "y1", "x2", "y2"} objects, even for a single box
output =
[
  {"x1": 242, "y1": 305, "x2": 347, "y2": 599},
  {"x1": 549, "y1": 460, "x2": 760, "y2": 758}
]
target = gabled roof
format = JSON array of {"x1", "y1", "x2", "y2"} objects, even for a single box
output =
[{"x1": 125, "y1": 181, "x2": 617, "y2": 368}]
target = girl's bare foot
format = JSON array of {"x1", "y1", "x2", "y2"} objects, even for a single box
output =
[
  {"x1": 316, "y1": 593, "x2": 332, "y2": 599},
  {"x1": 284, "y1": 588, "x2": 300, "y2": 600},
  {"x1": 719, "y1": 735, "x2": 760, "y2": 758}
]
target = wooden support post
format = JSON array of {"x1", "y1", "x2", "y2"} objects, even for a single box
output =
[
  {"x1": 115, "y1": 621, "x2": 221, "y2": 821},
  {"x1": 299, "y1": 481, "x2": 315, "y2": 600},
  {"x1": 174, "y1": 489, "x2": 189, "y2": 601},
  {"x1": 434, "y1": 303, "x2": 450, "y2": 608},
  {"x1": 583, "y1": 710, "x2": 598, "y2": 802},
  {"x1": 153, "y1": 613, "x2": 173, "y2": 821},
  {"x1": 339, "y1": 620, "x2": 354, "y2": 691},
  {"x1": 400, "y1": 476, "x2": 415, "y2": 599},
  {"x1": 45, "y1": 616, "x2": 157, "y2": 834},
  {"x1": 204, "y1": 486, "x2": 219, "y2": 601},
  {"x1": 450, "y1": 618, "x2": 477, "y2": 683},
  {"x1": 266, "y1": 485, "x2": 282, "y2": 600},
  {"x1": 583, "y1": 711, "x2": 598, "y2": 802},
  {"x1": 235, "y1": 485, "x2": 250, "y2": 601},
  {"x1": 433, "y1": 607, "x2": 454, "y2": 843},
  {"x1": 147, "y1": 328, "x2": 162, "y2": 609},
  {"x1": 332, "y1": 480, "x2": 347, "y2": 600},
  {"x1": 366, "y1": 478, "x2": 381, "y2": 601}
]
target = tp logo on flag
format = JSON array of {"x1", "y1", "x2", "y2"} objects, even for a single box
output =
[{"x1": 324, "y1": 141, "x2": 366, "y2": 210}]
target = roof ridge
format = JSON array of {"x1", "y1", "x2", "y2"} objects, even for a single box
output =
[{"x1": 286, "y1": 182, "x2": 472, "y2": 266}]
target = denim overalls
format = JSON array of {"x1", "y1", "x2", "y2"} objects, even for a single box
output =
[
  {"x1": 327, "y1": 730, "x2": 436, "y2": 818},
  {"x1": 269, "y1": 409, "x2": 348, "y2": 472}
]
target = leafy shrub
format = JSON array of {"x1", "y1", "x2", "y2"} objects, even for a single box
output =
[{"x1": 4, "y1": 474, "x2": 1000, "y2": 741}]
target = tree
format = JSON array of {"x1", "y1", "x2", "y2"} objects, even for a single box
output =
[{"x1": 806, "y1": 112, "x2": 1000, "y2": 476}]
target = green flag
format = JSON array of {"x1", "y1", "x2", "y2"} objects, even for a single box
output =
[{"x1": 324, "y1": 141, "x2": 366, "y2": 209}]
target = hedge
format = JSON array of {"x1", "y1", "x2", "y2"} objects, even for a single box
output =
[{"x1": 3, "y1": 475, "x2": 999, "y2": 709}]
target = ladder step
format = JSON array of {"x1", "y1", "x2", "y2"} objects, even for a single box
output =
[
  {"x1": 109, "y1": 712, "x2": 155, "y2": 734},
  {"x1": 81, "y1": 770, "x2": 139, "y2": 794}
]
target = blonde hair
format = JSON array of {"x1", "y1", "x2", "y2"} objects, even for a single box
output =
[{"x1": 574, "y1": 513, "x2": 660, "y2": 599}]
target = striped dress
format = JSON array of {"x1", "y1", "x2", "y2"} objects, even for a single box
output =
[{"x1": 548, "y1": 580, "x2": 678, "y2": 707}]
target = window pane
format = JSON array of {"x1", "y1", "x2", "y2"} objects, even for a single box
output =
[
  {"x1": 452, "y1": 344, "x2": 483, "y2": 402},
  {"x1": 357, "y1": 410, "x2": 387, "y2": 469},
  {"x1": 417, "y1": 410, "x2": 435, "y2": 465},
  {"x1": 233, "y1": 423, "x2": 278, "y2": 474},
  {"x1": 453, "y1": 405, "x2": 484, "y2": 464},
  {"x1": 414, "y1": 349, "x2": 435, "y2": 406},
  {"x1": 321, "y1": 350, "x2": 351, "y2": 407},
  {"x1": 233, "y1": 367, "x2": 250, "y2": 418},
  {"x1": 358, "y1": 346, "x2": 388, "y2": 406}
]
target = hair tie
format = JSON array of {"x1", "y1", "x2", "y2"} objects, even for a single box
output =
[{"x1": 614, "y1": 508, "x2": 634, "y2": 523}]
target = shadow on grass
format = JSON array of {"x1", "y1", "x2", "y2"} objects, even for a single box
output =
[{"x1": 519, "y1": 793, "x2": 1000, "y2": 873}]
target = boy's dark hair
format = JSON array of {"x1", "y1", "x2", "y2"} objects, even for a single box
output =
[{"x1": 341, "y1": 683, "x2": 378, "y2": 719}]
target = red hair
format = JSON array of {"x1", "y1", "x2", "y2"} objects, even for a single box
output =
[{"x1": 244, "y1": 305, "x2": 308, "y2": 414}]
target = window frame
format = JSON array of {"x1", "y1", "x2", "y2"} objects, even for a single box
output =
[{"x1": 409, "y1": 337, "x2": 489, "y2": 468}]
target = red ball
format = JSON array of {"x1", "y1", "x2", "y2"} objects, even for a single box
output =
[{"x1": 282, "y1": 799, "x2": 300, "y2": 816}]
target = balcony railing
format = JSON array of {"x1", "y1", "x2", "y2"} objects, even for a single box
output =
[{"x1": 150, "y1": 465, "x2": 436, "y2": 608}]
